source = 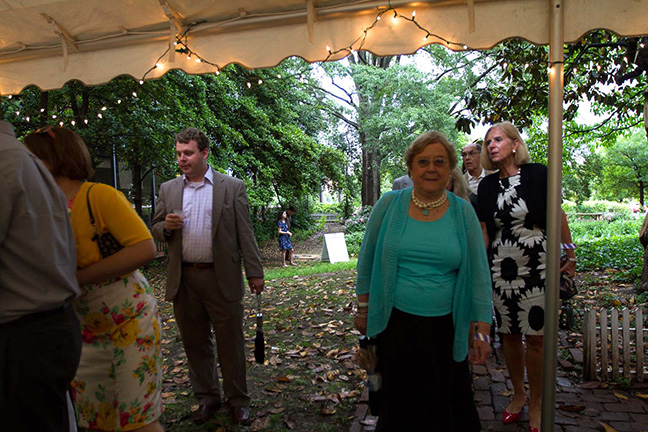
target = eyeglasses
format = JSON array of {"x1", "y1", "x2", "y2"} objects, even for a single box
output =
[
  {"x1": 461, "y1": 150, "x2": 479, "y2": 158},
  {"x1": 414, "y1": 157, "x2": 448, "y2": 168},
  {"x1": 35, "y1": 125, "x2": 56, "y2": 139}
]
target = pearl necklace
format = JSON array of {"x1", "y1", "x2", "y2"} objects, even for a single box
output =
[{"x1": 412, "y1": 191, "x2": 447, "y2": 217}]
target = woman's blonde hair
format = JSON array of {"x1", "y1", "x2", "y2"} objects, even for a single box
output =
[
  {"x1": 481, "y1": 121, "x2": 530, "y2": 170},
  {"x1": 447, "y1": 166, "x2": 469, "y2": 200},
  {"x1": 404, "y1": 131, "x2": 457, "y2": 175},
  {"x1": 24, "y1": 126, "x2": 94, "y2": 180}
]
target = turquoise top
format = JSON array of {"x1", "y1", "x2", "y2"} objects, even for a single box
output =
[
  {"x1": 394, "y1": 214, "x2": 460, "y2": 316},
  {"x1": 356, "y1": 188, "x2": 493, "y2": 361}
]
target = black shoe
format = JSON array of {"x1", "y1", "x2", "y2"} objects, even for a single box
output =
[
  {"x1": 229, "y1": 405, "x2": 250, "y2": 425},
  {"x1": 192, "y1": 402, "x2": 221, "y2": 425}
]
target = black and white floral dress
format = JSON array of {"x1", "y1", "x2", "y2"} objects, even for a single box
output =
[{"x1": 490, "y1": 173, "x2": 546, "y2": 335}]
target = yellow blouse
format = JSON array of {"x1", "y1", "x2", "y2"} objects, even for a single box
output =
[{"x1": 70, "y1": 182, "x2": 152, "y2": 269}]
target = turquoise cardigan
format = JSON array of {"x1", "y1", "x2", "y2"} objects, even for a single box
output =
[{"x1": 356, "y1": 188, "x2": 493, "y2": 361}]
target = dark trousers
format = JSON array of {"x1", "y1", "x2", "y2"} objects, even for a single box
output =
[
  {"x1": 0, "y1": 304, "x2": 81, "y2": 432},
  {"x1": 174, "y1": 267, "x2": 249, "y2": 407},
  {"x1": 376, "y1": 309, "x2": 481, "y2": 432}
]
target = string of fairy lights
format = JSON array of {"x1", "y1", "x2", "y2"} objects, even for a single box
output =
[{"x1": 7, "y1": 3, "x2": 641, "y2": 128}]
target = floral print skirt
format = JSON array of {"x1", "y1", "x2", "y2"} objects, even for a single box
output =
[{"x1": 71, "y1": 271, "x2": 163, "y2": 431}]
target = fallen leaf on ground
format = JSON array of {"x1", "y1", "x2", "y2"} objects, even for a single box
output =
[
  {"x1": 320, "y1": 400, "x2": 337, "y2": 415},
  {"x1": 637, "y1": 392, "x2": 648, "y2": 399},
  {"x1": 613, "y1": 392, "x2": 628, "y2": 400},
  {"x1": 600, "y1": 422, "x2": 618, "y2": 432}
]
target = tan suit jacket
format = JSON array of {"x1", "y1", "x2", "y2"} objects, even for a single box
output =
[{"x1": 151, "y1": 168, "x2": 264, "y2": 302}]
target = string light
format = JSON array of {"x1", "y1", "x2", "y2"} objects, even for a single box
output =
[
  {"x1": 139, "y1": 80, "x2": 144, "y2": 84},
  {"x1": 52, "y1": 114, "x2": 57, "y2": 119},
  {"x1": 101, "y1": 106, "x2": 107, "y2": 111},
  {"x1": 97, "y1": 113, "x2": 102, "y2": 118},
  {"x1": 71, "y1": 120, "x2": 75, "y2": 126},
  {"x1": 132, "y1": 91, "x2": 138, "y2": 97},
  {"x1": 117, "y1": 99, "x2": 122, "y2": 104},
  {"x1": 59, "y1": 121, "x2": 63, "y2": 126},
  {"x1": 26, "y1": 116, "x2": 30, "y2": 122},
  {"x1": 412, "y1": 11, "x2": 416, "y2": 18},
  {"x1": 246, "y1": 82, "x2": 252, "y2": 88},
  {"x1": 84, "y1": 119, "x2": 88, "y2": 124},
  {"x1": 258, "y1": 79, "x2": 263, "y2": 84}
]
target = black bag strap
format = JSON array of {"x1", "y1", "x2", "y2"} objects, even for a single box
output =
[{"x1": 86, "y1": 184, "x2": 99, "y2": 235}]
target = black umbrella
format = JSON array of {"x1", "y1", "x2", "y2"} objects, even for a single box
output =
[{"x1": 254, "y1": 293, "x2": 265, "y2": 364}]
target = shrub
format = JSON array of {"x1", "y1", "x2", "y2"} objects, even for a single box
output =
[
  {"x1": 341, "y1": 206, "x2": 373, "y2": 235},
  {"x1": 569, "y1": 218, "x2": 642, "y2": 241},
  {"x1": 576, "y1": 235, "x2": 642, "y2": 272},
  {"x1": 345, "y1": 232, "x2": 365, "y2": 257}
]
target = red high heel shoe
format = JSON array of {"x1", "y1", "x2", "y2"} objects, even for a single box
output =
[
  {"x1": 502, "y1": 410, "x2": 521, "y2": 424},
  {"x1": 529, "y1": 427, "x2": 541, "y2": 432}
]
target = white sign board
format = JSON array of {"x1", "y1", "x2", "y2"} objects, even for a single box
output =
[{"x1": 321, "y1": 232, "x2": 350, "y2": 264}]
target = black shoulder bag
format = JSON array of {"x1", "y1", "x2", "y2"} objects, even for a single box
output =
[{"x1": 87, "y1": 184, "x2": 124, "y2": 258}]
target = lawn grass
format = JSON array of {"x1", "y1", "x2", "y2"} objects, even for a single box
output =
[{"x1": 264, "y1": 259, "x2": 358, "y2": 281}]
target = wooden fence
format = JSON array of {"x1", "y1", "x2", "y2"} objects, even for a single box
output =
[{"x1": 583, "y1": 307, "x2": 646, "y2": 382}]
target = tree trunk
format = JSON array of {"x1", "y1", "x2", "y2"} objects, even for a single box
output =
[
  {"x1": 640, "y1": 180, "x2": 645, "y2": 207},
  {"x1": 361, "y1": 132, "x2": 381, "y2": 207},
  {"x1": 132, "y1": 162, "x2": 143, "y2": 217}
]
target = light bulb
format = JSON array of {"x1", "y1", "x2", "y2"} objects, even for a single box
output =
[{"x1": 98, "y1": 113, "x2": 102, "y2": 118}]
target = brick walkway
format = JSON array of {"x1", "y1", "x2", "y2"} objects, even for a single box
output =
[{"x1": 350, "y1": 333, "x2": 648, "y2": 432}]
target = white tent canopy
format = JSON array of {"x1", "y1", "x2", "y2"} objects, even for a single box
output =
[
  {"x1": 2, "y1": 1, "x2": 648, "y2": 431},
  {"x1": 1, "y1": 0, "x2": 647, "y2": 94}
]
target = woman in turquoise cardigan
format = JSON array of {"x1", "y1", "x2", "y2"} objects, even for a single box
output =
[{"x1": 354, "y1": 131, "x2": 493, "y2": 431}]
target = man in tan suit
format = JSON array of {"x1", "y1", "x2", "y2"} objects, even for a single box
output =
[{"x1": 152, "y1": 128, "x2": 264, "y2": 425}]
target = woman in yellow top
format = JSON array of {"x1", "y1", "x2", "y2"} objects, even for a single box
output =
[{"x1": 25, "y1": 126, "x2": 163, "y2": 432}]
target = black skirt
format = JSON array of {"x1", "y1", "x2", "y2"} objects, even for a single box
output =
[{"x1": 375, "y1": 308, "x2": 481, "y2": 432}]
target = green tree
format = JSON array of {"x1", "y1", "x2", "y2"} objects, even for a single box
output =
[
  {"x1": 599, "y1": 129, "x2": 648, "y2": 205},
  {"x1": 315, "y1": 50, "x2": 458, "y2": 206}
]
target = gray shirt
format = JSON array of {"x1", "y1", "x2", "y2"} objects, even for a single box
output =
[{"x1": 0, "y1": 121, "x2": 79, "y2": 324}]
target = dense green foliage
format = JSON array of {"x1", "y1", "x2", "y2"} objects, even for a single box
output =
[{"x1": 2, "y1": 64, "x2": 348, "y2": 240}]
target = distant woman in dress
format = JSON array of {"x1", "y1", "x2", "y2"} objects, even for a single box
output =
[
  {"x1": 477, "y1": 121, "x2": 575, "y2": 432},
  {"x1": 277, "y1": 210, "x2": 296, "y2": 267},
  {"x1": 25, "y1": 126, "x2": 164, "y2": 432}
]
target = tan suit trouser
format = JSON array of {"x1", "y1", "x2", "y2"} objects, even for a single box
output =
[{"x1": 173, "y1": 267, "x2": 249, "y2": 407}]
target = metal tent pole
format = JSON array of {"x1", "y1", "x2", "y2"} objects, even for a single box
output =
[{"x1": 542, "y1": 0, "x2": 565, "y2": 431}]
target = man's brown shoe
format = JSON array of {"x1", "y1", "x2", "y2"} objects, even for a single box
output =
[
  {"x1": 192, "y1": 403, "x2": 221, "y2": 425},
  {"x1": 229, "y1": 406, "x2": 250, "y2": 425}
]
